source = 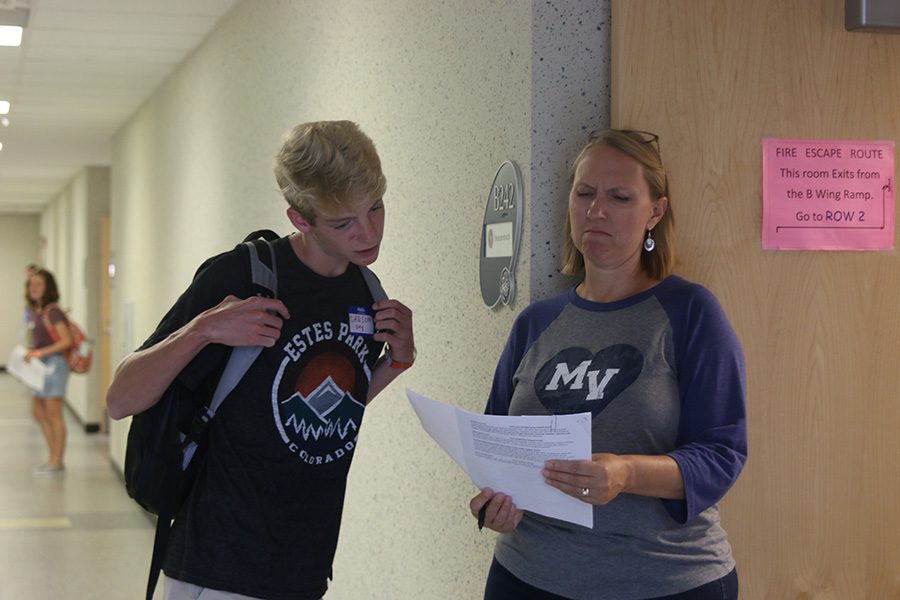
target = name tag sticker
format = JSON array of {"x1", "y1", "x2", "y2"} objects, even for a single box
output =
[{"x1": 348, "y1": 306, "x2": 375, "y2": 336}]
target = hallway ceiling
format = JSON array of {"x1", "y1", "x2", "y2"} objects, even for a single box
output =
[{"x1": 0, "y1": 0, "x2": 238, "y2": 214}]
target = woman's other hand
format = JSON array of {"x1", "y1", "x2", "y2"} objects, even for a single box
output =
[{"x1": 469, "y1": 488, "x2": 524, "y2": 533}]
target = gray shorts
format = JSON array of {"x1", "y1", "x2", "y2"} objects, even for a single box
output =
[
  {"x1": 163, "y1": 576, "x2": 296, "y2": 600},
  {"x1": 163, "y1": 573, "x2": 324, "y2": 600},
  {"x1": 35, "y1": 353, "x2": 69, "y2": 398}
]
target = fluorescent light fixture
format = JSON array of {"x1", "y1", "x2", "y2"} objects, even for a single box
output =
[
  {"x1": 0, "y1": 101, "x2": 9, "y2": 115},
  {"x1": 0, "y1": 141, "x2": 4, "y2": 151},
  {"x1": 0, "y1": 116, "x2": 8, "y2": 127},
  {"x1": 0, "y1": 25, "x2": 22, "y2": 46},
  {"x1": 0, "y1": 7, "x2": 28, "y2": 47}
]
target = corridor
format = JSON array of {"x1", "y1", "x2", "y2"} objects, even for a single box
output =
[{"x1": 0, "y1": 373, "x2": 158, "y2": 599}]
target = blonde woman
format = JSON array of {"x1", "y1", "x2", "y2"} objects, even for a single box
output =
[{"x1": 471, "y1": 129, "x2": 746, "y2": 600}]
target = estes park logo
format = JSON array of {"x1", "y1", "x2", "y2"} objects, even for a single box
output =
[
  {"x1": 533, "y1": 345, "x2": 643, "y2": 417},
  {"x1": 271, "y1": 321, "x2": 372, "y2": 466}
]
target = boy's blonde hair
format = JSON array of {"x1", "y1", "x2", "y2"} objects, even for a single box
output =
[{"x1": 274, "y1": 121, "x2": 386, "y2": 224}]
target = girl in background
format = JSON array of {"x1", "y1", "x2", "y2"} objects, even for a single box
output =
[{"x1": 25, "y1": 268, "x2": 71, "y2": 474}]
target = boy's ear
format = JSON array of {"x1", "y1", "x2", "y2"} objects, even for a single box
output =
[{"x1": 287, "y1": 207, "x2": 312, "y2": 233}]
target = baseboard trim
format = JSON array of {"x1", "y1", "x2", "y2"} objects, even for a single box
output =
[
  {"x1": 63, "y1": 400, "x2": 101, "y2": 434},
  {"x1": 1, "y1": 372, "x2": 101, "y2": 433}
]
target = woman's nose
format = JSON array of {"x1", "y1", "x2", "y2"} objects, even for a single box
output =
[{"x1": 587, "y1": 197, "x2": 606, "y2": 219}]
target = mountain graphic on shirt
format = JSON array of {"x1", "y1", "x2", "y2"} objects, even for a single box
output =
[{"x1": 280, "y1": 376, "x2": 363, "y2": 442}]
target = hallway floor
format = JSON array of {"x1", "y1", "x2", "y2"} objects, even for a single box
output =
[{"x1": 0, "y1": 373, "x2": 159, "y2": 599}]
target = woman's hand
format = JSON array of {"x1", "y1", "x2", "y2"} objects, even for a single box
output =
[
  {"x1": 545, "y1": 454, "x2": 685, "y2": 503},
  {"x1": 469, "y1": 488, "x2": 524, "y2": 533},
  {"x1": 543, "y1": 453, "x2": 632, "y2": 505}
]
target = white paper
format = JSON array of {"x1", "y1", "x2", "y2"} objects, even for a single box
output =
[
  {"x1": 406, "y1": 388, "x2": 593, "y2": 528},
  {"x1": 6, "y1": 345, "x2": 47, "y2": 391}
]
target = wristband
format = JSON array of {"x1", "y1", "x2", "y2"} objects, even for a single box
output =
[{"x1": 386, "y1": 347, "x2": 416, "y2": 370}]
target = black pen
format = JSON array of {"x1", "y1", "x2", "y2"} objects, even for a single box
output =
[{"x1": 477, "y1": 503, "x2": 488, "y2": 530}]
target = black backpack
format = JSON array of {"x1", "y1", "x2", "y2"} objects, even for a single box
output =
[
  {"x1": 123, "y1": 230, "x2": 388, "y2": 600},
  {"x1": 124, "y1": 230, "x2": 280, "y2": 600}
]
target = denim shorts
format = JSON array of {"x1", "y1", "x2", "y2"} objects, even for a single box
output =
[{"x1": 35, "y1": 353, "x2": 69, "y2": 398}]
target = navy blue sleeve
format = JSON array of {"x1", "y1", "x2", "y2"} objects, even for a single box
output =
[
  {"x1": 485, "y1": 293, "x2": 571, "y2": 416},
  {"x1": 658, "y1": 282, "x2": 747, "y2": 524},
  {"x1": 484, "y1": 325, "x2": 525, "y2": 416}
]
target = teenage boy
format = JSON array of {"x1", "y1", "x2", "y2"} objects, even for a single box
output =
[{"x1": 107, "y1": 120, "x2": 415, "y2": 600}]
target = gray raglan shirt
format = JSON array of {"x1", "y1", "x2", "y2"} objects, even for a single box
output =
[{"x1": 486, "y1": 275, "x2": 747, "y2": 599}]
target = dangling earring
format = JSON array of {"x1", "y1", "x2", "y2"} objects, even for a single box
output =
[{"x1": 643, "y1": 229, "x2": 656, "y2": 252}]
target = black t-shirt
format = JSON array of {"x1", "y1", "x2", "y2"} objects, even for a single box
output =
[{"x1": 142, "y1": 236, "x2": 384, "y2": 600}]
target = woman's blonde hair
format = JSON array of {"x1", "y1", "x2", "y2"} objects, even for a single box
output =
[
  {"x1": 561, "y1": 129, "x2": 674, "y2": 280},
  {"x1": 274, "y1": 120, "x2": 386, "y2": 224}
]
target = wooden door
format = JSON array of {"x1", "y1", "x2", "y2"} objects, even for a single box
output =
[{"x1": 612, "y1": 1, "x2": 900, "y2": 597}]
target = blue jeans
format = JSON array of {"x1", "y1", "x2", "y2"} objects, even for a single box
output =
[{"x1": 484, "y1": 557, "x2": 739, "y2": 600}]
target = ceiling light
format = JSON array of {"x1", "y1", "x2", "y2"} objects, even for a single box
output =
[
  {"x1": 0, "y1": 7, "x2": 28, "y2": 47},
  {"x1": 0, "y1": 101, "x2": 9, "y2": 115},
  {"x1": 0, "y1": 25, "x2": 22, "y2": 45},
  {"x1": 0, "y1": 116, "x2": 8, "y2": 127},
  {"x1": 0, "y1": 141, "x2": 4, "y2": 151}
]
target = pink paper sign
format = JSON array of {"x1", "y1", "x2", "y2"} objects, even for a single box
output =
[{"x1": 762, "y1": 138, "x2": 895, "y2": 250}]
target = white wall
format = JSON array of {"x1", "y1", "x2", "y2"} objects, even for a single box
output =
[
  {"x1": 108, "y1": 1, "x2": 609, "y2": 597},
  {"x1": 40, "y1": 167, "x2": 110, "y2": 428},
  {"x1": 0, "y1": 215, "x2": 40, "y2": 365}
]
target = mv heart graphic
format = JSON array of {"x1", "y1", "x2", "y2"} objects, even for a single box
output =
[
  {"x1": 272, "y1": 321, "x2": 373, "y2": 466},
  {"x1": 534, "y1": 345, "x2": 643, "y2": 417}
]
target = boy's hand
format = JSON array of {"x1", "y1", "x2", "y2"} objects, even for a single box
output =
[
  {"x1": 372, "y1": 299, "x2": 415, "y2": 363},
  {"x1": 194, "y1": 295, "x2": 289, "y2": 348}
]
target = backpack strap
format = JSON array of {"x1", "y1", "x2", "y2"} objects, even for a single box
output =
[
  {"x1": 146, "y1": 503, "x2": 174, "y2": 600},
  {"x1": 38, "y1": 303, "x2": 64, "y2": 346},
  {"x1": 245, "y1": 237, "x2": 278, "y2": 300},
  {"x1": 180, "y1": 237, "x2": 277, "y2": 470},
  {"x1": 359, "y1": 265, "x2": 387, "y2": 302},
  {"x1": 243, "y1": 228, "x2": 280, "y2": 243},
  {"x1": 39, "y1": 308, "x2": 58, "y2": 343}
]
